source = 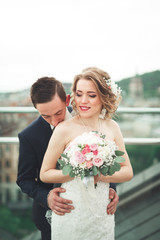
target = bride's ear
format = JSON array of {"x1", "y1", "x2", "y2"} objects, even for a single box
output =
[{"x1": 66, "y1": 94, "x2": 70, "y2": 106}]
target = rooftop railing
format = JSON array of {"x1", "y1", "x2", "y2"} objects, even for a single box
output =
[
  {"x1": 0, "y1": 106, "x2": 160, "y2": 145},
  {"x1": 0, "y1": 106, "x2": 160, "y2": 113}
]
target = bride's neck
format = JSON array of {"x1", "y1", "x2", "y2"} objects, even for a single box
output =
[{"x1": 77, "y1": 115, "x2": 101, "y2": 132}]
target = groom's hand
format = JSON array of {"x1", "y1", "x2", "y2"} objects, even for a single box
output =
[
  {"x1": 47, "y1": 187, "x2": 74, "y2": 215},
  {"x1": 107, "y1": 188, "x2": 119, "y2": 215}
]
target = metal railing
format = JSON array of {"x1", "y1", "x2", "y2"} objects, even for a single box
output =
[
  {"x1": 0, "y1": 106, "x2": 160, "y2": 145},
  {"x1": 0, "y1": 106, "x2": 160, "y2": 113},
  {"x1": 0, "y1": 137, "x2": 160, "y2": 145}
]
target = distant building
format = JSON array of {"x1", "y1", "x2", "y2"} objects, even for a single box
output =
[
  {"x1": 0, "y1": 142, "x2": 31, "y2": 206},
  {"x1": 0, "y1": 111, "x2": 38, "y2": 206},
  {"x1": 129, "y1": 76, "x2": 143, "y2": 99},
  {"x1": 0, "y1": 143, "x2": 19, "y2": 204}
]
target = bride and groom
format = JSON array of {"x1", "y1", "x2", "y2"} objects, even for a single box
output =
[
  {"x1": 17, "y1": 66, "x2": 133, "y2": 240},
  {"x1": 40, "y1": 67, "x2": 133, "y2": 239}
]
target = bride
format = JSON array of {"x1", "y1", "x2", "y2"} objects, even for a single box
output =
[{"x1": 40, "y1": 67, "x2": 133, "y2": 240}]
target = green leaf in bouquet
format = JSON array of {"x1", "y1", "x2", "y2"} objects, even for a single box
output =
[
  {"x1": 69, "y1": 170, "x2": 76, "y2": 178},
  {"x1": 92, "y1": 166, "x2": 98, "y2": 176},
  {"x1": 115, "y1": 150, "x2": 124, "y2": 156},
  {"x1": 115, "y1": 156, "x2": 125, "y2": 163},
  {"x1": 108, "y1": 165, "x2": 116, "y2": 175},
  {"x1": 100, "y1": 166, "x2": 109, "y2": 176},
  {"x1": 97, "y1": 169, "x2": 101, "y2": 176},
  {"x1": 61, "y1": 153, "x2": 69, "y2": 160},
  {"x1": 101, "y1": 134, "x2": 106, "y2": 139},
  {"x1": 93, "y1": 131, "x2": 99, "y2": 134},
  {"x1": 78, "y1": 144, "x2": 84, "y2": 149},
  {"x1": 84, "y1": 168, "x2": 90, "y2": 176},
  {"x1": 62, "y1": 165, "x2": 73, "y2": 175},
  {"x1": 80, "y1": 171, "x2": 85, "y2": 180},
  {"x1": 58, "y1": 159, "x2": 65, "y2": 167},
  {"x1": 114, "y1": 162, "x2": 121, "y2": 171}
]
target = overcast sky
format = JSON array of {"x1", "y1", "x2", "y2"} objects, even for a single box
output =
[{"x1": 0, "y1": 0, "x2": 160, "y2": 92}]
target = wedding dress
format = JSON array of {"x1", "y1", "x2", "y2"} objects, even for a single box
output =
[{"x1": 47, "y1": 132, "x2": 115, "y2": 240}]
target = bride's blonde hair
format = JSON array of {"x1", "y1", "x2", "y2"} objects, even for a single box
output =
[{"x1": 71, "y1": 67, "x2": 122, "y2": 119}]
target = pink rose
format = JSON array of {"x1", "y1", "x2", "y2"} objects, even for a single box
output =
[
  {"x1": 75, "y1": 151, "x2": 86, "y2": 164},
  {"x1": 93, "y1": 150, "x2": 98, "y2": 155},
  {"x1": 86, "y1": 160, "x2": 93, "y2": 169},
  {"x1": 92, "y1": 157, "x2": 104, "y2": 167},
  {"x1": 90, "y1": 144, "x2": 98, "y2": 151},
  {"x1": 82, "y1": 144, "x2": 91, "y2": 154}
]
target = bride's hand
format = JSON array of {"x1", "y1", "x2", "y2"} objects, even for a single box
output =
[{"x1": 94, "y1": 174, "x2": 101, "y2": 184}]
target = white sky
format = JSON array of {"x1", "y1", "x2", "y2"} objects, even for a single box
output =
[{"x1": 0, "y1": 0, "x2": 160, "y2": 92}]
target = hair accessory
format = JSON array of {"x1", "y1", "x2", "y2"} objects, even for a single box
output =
[
  {"x1": 99, "y1": 108, "x2": 106, "y2": 119},
  {"x1": 103, "y1": 77, "x2": 121, "y2": 97}
]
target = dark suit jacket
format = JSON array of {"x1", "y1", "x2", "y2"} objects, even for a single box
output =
[
  {"x1": 17, "y1": 110, "x2": 116, "y2": 231},
  {"x1": 17, "y1": 116, "x2": 53, "y2": 210}
]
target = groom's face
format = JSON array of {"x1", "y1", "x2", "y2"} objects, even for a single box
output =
[{"x1": 36, "y1": 94, "x2": 70, "y2": 127}]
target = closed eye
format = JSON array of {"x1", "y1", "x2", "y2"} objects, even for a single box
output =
[
  {"x1": 76, "y1": 93, "x2": 82, "y2": 97},
  {"x1": 89, "y1": 95, "x2": 96, "y2": 98},
  {"x1": 55, "y1": 111, "x2": 63, "y2": 116}
]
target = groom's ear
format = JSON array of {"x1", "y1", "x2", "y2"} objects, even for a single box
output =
[{"x1": 66, "y1": 94, "x2": 70, "y2": 106}]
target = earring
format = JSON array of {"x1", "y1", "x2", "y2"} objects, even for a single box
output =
[{"x1": 99, "y1": 108, "x2": 106, "y2": 119}]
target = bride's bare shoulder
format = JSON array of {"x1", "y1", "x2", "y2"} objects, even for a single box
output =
[
  {"x1": 52, "y1": 117, "x2": 79, "y2": 146},
  {"x1": 105, "y1": 119, "x2": 120, "y2": 130},
  {"x1": 54, "y1": 117, "x2": 77, "y2": 134}
]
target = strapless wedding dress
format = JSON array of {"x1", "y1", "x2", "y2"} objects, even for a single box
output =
[{"x1": 47, "y1": 132, "x2": 115, "y2": 240}]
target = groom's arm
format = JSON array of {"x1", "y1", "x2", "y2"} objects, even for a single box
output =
[{"x1": 47, "y1": 187, "x2": 74, "y2": 215}]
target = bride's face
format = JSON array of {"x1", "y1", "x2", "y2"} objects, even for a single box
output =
[{"x1": 74, "y1": 78, "x2": 102, "y2": 118}]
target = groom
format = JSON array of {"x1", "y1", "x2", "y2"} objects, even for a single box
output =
[{"x1": 17, "y1": 77, "x2": 119, "y2": 240}]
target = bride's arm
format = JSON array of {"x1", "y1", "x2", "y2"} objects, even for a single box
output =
[
  {"x1": 99, "y1": 120, "x2": 133, "y2": 183},
  {"x1": 40, "y1": 123, "x2": 73, "y2": 184}
]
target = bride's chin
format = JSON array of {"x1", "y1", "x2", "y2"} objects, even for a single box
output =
[{"x1": 78, "y1": 112, "x2": 91, "y2": 118}]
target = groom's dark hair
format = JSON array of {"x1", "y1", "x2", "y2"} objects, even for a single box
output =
[{"x1": 30, "y1": 77, "x2": 66, "y2": 108}]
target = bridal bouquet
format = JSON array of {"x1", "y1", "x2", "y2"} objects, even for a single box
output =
[{"x1": 58, "y1": 131, "x2": 125, "y2": 179}]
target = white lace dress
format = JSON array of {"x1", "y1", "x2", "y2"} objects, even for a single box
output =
[{"x1": 48, "y1": 133, "x2": 115, "y2": 240}]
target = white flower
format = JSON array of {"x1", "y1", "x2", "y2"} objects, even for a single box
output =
[
  {"x1": 85, "y1": 152, "x2": 94, "y2": 160},
  {"x1": 103, "y1": 77, "x2": 122, "y2": 97},
  {"x1": 69, "y1": 153, "x2": 79, "y2": 166},
  {"x1": 79, "y1": 162, "x2": 87, "y2": 169},
  {"x1": 103, "y1": 145, "x2": 110, "y2": 156}
]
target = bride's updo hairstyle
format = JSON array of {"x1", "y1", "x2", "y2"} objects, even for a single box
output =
[{"x1": 71, "y1": 67, "x2": 122, "y2": 119}]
